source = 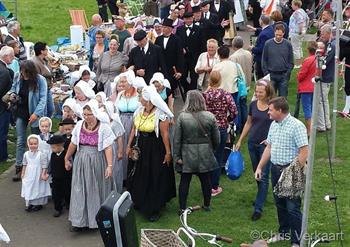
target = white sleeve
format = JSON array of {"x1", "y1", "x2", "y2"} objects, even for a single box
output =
[{"x1": 100, "y1": 124, "x2": 116, "y2": 151}]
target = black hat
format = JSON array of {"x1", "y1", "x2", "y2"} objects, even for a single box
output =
[
  {"x1": 59, "y1": 118, "x2": 76, "y2": 126},
  {"x1": 133, "y1": 30, "x2": 147, "y2": 41},
  {"x1": 162, "y1": 18, "x2": 174, "y2": 28},
  {"x1": 200, "y1": 0, "x2": 211, "y2": 7},
  {"x1": 153, "y1": 19, "x2": 161, "y2": 26},
  {"x1": 47, "y1": 135, "x2": 66, "y2": 145},
  {"x1": 183, "y1": 12, "x2": 194, "y2": 18},
  {"x1": 191, "y1": 6, "x2": 201, "y2": 13}
]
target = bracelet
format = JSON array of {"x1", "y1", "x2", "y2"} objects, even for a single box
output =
[{"x1": 107, "y1": 165, "x2": 113, "y2": 167}]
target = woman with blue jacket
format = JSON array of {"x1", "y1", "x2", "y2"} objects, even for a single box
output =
[{"x1": 10, "y1": 60, "x2": 48, "y2": 182}]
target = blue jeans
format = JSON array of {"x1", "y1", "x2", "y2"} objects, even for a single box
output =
[
  {"x1": 15, "y1": 117, "x2": 40, "y2": 167},
  {"x1": 211, "y1": 128, "x2": 228, "y2": 190},
  {"x1": 271, "y1": 164, "x2": 302, "y2": 245},
  {"x1": 238, "y1": 96, "x2": 248, "y2": 133},
  {"x1": 47, "y1": 89, "x2": 54, "y2": 118},
  {"x1": 248, "y1": 141, "x2": 271, "y2": 213},
  {"x1": 0, "y1": 110, "x2": 11, "y2": 161},
  {"x1": 270, "y1": 72, "x2": 288, "y2": 97}
]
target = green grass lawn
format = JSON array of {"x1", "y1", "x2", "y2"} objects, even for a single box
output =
[{"x1": 0, "y1": 1, "x2": 349, "y2": 246}]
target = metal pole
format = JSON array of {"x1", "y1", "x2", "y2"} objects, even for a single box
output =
[
  {"x1": 331, "y1": 0, "x2": 343, "y2": 159},
  {"x1": 300, "y1": 76, "x2": 320, "y2": 247}
]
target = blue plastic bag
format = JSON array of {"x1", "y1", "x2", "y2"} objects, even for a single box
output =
[{"x1": 225, "y1": 150, "x2": 245, "y2": 180}]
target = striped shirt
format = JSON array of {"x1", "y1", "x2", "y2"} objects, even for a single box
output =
[{"x1": 266, "y1": 114, "x2": 308, "y2": 165}]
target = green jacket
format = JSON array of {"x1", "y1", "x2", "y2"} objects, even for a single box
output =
[{"x1": 173, "y1": 111, "x2": 220, "y2": 173}]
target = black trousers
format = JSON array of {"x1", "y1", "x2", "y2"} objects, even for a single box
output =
[
  {"x1": 345, "y1": 67, "x2": 350, "y2": 96},
  {"x1": 52, "y1": 177, "x2": 72, "y2": 212},
  {"x1": 97, "y1": 0, "x2": 119, "y2": 22},
  {"x1": 179, "y1": 172, "x2": 211, "y2": 210},
  {"x1": 181, "y1": 57, "x2": 198, "y2": 93}
]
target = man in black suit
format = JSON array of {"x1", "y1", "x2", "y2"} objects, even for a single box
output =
[
  {"x1": 128, "y1": 30, "x2": 168, "y2": 84},
  {"x1": 209, "y1": 0, "x2": 234, "y2": 23},
  {"x1": 155, "y1": 18, "x2": 184, "y2": 91},
  {"x1": 200, "y1": 0, "x2": 227, "y2": 46},
  {"x1": 0, "y1": 46, "x2": 15, "y2": 162},
  {"x1": 176, "y1": 12, "x2": 202, "y2": 92}
]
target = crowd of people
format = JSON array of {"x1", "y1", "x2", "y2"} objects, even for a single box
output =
[{"x1": 0, "y1": 0, "x2": 349, "y2": 246}]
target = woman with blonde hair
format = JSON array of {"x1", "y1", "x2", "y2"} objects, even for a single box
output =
[
  {"x1": 235, "y1": 79, "x2": 275, "y2": 221},
  {"x1": 203, "y1": 71, "x2": 237, "y2": 196}
]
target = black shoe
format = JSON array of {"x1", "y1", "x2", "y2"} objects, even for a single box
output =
[
  {"x1": 25, "y1": 205, "x2": 33, "y2": 212},
  {"x1": 70, "y1": 226, "x2": 83, "y2": 232},
  {"x1": 32, "y1": 205, "x2": 43, "y2": 212},
  {"x1": 53, "y1": 210, "x2": 62, "y2": 217},
  {"x1": 148, "y1": 213, "x2": 160, "y2": 222},
  {"x1": 251, "y1": 211, "x2": 262, "y2": 221},
  {"x1": 202, "y1": 205, "x2": 211, "y2": 212},
  {"x1": 12, "y1": 166, "x2": 22, "y2": 182}
]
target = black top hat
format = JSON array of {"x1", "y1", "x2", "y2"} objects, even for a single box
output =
[
  {"x1": 183, "y1": 12, "x2": 194, "y2": 18},
  {"x1": 47, "y1": 135, "x2": 66, "y2": 145},
  {"x1": 134, "y1": 30, "x2": 147, "y2": 41},
  {"x1": 200, "y1": 0, "x2": 211, "y2": 7},
  {"x1": 59, "y1": 118, "x2": 76, "y2": 126},
  {"x1": 191, "y1": 6, "x2": 201, "y2": 13},
  {"x1": 162, "y1": 18, "x2": 174, "y2": 28}
]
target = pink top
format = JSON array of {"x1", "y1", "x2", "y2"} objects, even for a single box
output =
[{"x1": 79, "y1": 127, "x2": 99, "y2": 146}]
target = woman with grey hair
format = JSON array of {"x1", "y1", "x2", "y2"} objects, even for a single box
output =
[{"x1": 174, "y1": 90, "x2": 220, "y2": 213}]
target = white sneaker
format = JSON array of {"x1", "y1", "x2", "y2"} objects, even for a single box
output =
[
  {"x1": 267, "y1": 234, "x2": 287, "y2": 244},
  {"x1": 291, "y1": 244, "x2": 300, "y2": 247}
]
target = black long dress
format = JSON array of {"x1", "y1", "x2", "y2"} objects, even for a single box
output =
[{"x1": 128, "y1": 122, "x2": 176, "y2": 218}]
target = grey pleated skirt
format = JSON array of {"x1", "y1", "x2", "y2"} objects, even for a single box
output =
[
  {"x1": 69, "y1": 145, "x2": 114, "y2": 229},
  {"x1": 120, "y1": 112, "x2": 134, "y2": 180},
  {"x1": 112, "y1": 142, "x2": 123, "y2": 193}
]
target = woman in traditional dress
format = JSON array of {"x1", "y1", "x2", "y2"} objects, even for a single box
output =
[
  {"x1": 150, "y1": 72, "x2": 174, "y2": 113},
  {"x1": 64, "y1": 99, "x2": 115, "y2": 231},
  {"x1": 104, "y1": 101, "x2": 125, "y2": 193},
  {"x1": 126, "y1": 85, "x2": 176, "y2": 222},
  {"x1": 114, "y1": 70, "x2": 141, "y2": 184}
]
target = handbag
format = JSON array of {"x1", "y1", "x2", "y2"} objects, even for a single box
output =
[
  {"x1": 235, "y1": 63, "x2": 247, "y2": 99},
  {"x1": 225, "y1": 150, "x2": 245, "y2": 180},
  {"x1": 130, "y1": 134, "x2": 141, "y2": 162}
]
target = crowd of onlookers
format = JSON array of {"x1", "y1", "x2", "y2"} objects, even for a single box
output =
[{"x1": 0, "y1": 0, "x2": 349, "y2": 246}]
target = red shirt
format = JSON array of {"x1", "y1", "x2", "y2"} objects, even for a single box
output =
[
  {"x1": 203, "y1": 88, "x2": 237, "y2": 129},
  {"x1": 297, "y1": 54, "x2": 316, "y2": 93}
]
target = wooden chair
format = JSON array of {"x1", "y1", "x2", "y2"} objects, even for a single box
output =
[{"x1": 69, "y1": 9, "x2": 89, "y2": 30}]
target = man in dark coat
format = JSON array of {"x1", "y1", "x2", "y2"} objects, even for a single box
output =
[
  {"x1": 176, "y1": 12, "x2": 202, "y2": 92},
  {"x1": 128, "y1": 30, "x2": 168, "y2": 84},
  {"x1": 250, "y1": 14, "x2": 274, "y2": 79},
  {"x1": 200, "y1": 0, "x2": 226, "y2": 46},
  {"x1": 4, "y1": 21, "x2": 27, "y2": 61},
  {"x1": 209, "y1": 0, "x2": 234, "y2": 23},
  {"x1": 0, "y1": 46, "x2": 15, "y2": 162},
  {"x1": 155, "y1": 18, "x2": 184, "y2": 91}
]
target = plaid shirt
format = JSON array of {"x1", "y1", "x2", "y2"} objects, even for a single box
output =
[{"x1": 266, "y1": 114, "x2": 308, "y2": 165}]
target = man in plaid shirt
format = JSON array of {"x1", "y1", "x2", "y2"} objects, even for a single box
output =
[{"x1": 255, "y1": 97, "x2": 308, "y2": 247}]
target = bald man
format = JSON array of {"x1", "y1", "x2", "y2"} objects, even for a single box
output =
[{"x1": 87, "y1": 14, "x2": 104, "y2": 47}]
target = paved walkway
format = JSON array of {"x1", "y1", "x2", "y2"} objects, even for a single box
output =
[{"x1": 0, "y1": 166, "x2": 103, "y2": 247}]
